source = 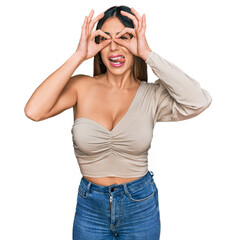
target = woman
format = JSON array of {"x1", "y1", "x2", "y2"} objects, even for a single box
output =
[{"x1": 24, "y1": 5, "x2": 212, "y2": 240}]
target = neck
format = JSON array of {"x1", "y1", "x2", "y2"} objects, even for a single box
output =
[{"x1": 104, "y1": 71, "x2": 137, "y2": 90}]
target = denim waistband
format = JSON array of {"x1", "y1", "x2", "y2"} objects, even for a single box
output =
[{"x1": 80, "y1": 170, "x2": 155, "y2": 195}]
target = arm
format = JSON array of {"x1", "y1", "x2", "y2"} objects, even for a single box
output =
[
  {"x1": 24, "y1": 52, "x2": 84, "y2": 121},
  {"x1": 24, "y1": 10, "x2": 112, "y2": 122},
  {"x1": 145, "y1": 51, "x2": 212, "y2": 122}
]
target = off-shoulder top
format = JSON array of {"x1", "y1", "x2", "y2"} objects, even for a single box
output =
[{"x1": 71, "y1": 51, "x2": 212, "y2": 178}]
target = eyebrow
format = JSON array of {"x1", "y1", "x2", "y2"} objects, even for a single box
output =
[{"x1": 104, "y1": 32, "x2": 120, "y2": 35}]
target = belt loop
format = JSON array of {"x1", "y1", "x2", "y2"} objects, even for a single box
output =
[
  {"x1": 123, "y1": 183, "x2": 129, "y2": 196},
  {"x1": 86, "y1": 181, "x2": 91, "y2": 197}
]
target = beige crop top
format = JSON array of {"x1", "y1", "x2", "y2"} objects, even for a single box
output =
[{"x1": 71, "y1": 51, "x2": 212, "y2": 178}]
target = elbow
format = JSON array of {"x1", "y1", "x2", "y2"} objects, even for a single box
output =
[
  {"x1": 199, "y1": 89, "x2": 213, "y2": 110},
  {"x1": 192, "y1": 93, "x2": 212, "y2": 118},
  {"x1": 24, "y1": 106, "x2": 40, "y2": 122},
  {"x1": 191, "y1": 89, "x2": 213, "y2": 110},
  {"x1": 173, "y1": 94, "x2": 212, "y2": 121}
]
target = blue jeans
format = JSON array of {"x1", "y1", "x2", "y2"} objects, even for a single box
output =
[{"x1": 72, "y1": 170, "x2": 161, "y2": 239}]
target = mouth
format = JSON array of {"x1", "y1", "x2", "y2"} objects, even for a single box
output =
[{"x1": 108, "y1": 55, "x2": 125, "y2": 67}]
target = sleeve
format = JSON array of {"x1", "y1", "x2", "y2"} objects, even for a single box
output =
[{"x1": 145, "y1": 51, "x2": 212, "y2": 122}]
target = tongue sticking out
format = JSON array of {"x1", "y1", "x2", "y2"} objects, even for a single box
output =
[
  {"x1": 110, "y1": 57, "x2": 126, "y2": 63},
  {"x1": 116, "y1": 58, "x2": 125, "y2": 63}
]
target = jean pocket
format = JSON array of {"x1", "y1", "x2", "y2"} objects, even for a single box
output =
[
  {"x1": 78, "y1": 182, "x2": 89, "y2": 199},
  {"x1": 127, "y1": 180, "x2": 155, "y2": 202}
]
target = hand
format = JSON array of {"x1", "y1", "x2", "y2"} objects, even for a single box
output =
[
  {"x1": 113, "y1": 8, "x2": 152, "y2": 61},
  {"x1": 75, "y1": 10, "x2": 112, "y2": 61}
]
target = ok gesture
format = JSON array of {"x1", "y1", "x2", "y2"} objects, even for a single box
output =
[
  {"x1": 113, "y1": 8, "x2": 152, "y2": 61},
  {"x1": 75, "y1": 10, "x2": 112, "y2": 61}
]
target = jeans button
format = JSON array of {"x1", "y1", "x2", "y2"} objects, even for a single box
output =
[{"x1": 110, "y1": 188, "x2": 114, "y2": 192}]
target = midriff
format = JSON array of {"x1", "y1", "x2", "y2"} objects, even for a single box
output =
[{"x1": 83, "y1": 176, "x2": 141, "y2": 186}]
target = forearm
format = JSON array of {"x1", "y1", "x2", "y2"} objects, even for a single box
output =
[
  {"x1": 24, "y1": 52, "x2": 83, "y2": 120},
  {"x1": 146, "y1": 51, "x2": 212, "y2": 109}
]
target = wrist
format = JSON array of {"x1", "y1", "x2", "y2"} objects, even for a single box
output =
[
  {"x1": 141, "y1": 49, "x2": 152, "y2": 62},
  {"x1": 72, "y1": 51, "x2": 85, "y2": 63}
]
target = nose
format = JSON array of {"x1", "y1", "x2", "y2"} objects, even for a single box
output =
[{"x1": 110, "y1": 38, "x2": 120, "y2": 51}]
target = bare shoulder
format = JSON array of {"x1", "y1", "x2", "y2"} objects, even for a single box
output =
[
  {"x1": 71, "y1": 74, "x2": 103, "y2": 120},
  {"x1": 73, "y1": 73, "x2": 103, "y2": 98},
  {"x1": 70, "y1": 73, "x2": 92, "y2": 86}
]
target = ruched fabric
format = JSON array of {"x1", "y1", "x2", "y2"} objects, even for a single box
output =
[{"x1": 71, "y1": 51, "x2": 212, "y2": 178}]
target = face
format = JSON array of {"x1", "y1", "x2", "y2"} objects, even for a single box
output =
[{"x1": 99, "y1": 17, "x2": 134, "y2": 73}]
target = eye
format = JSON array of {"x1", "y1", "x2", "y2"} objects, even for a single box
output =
[
  {"x1": 100, "y1": 37, "x2": 107, "y2": 41},
  {"x1": 120, "y1": 36, "x2": 128, "y2": 39}
]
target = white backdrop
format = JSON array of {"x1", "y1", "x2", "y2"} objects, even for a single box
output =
[{"x1": 1, "y1": 0, "x2": 235, "y2": 239}]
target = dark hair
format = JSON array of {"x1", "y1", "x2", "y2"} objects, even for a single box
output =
[{"x1": 93, "y1": 5, "x2": 148, "y2": 82}]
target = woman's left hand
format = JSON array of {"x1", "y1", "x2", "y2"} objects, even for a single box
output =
[{"x1": 113, "y1": 8, "x2": 152, "y2": 61}]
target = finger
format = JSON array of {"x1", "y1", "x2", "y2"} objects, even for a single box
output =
[
  {"x1": 89, "y1": 12, "x2": 105, "y2": 33},
  {"x1": 86, "y1": 10, "x2": 94, "y2": 34},
  {"x1": 87, "y1": 9, "x2": 94, "y2": 22},
  {"x1": 81, "y1": 15, "x2": 87, "y2": 31},
  {"x1": 81, "y1": 16, "x2": 88, "y2": 39},
  {"x1": 115, "y1": 27, "x2": 136, "y2": 39},
  {"x1": 98, "y1": 39, "x2": 112, "y2": 51},
  {"x1": 120, "y1": 10, "x2": 139, "y2": 29},
  {"x1": 91, "y1": 29, "x2": 111, "y2": 40},
  {"x1": 140, "y1": 14, "x2": 147, "y2": 34},
  {"x1": 130, "y1": 8, "x2": 142, "y2": 32},
  {"x1": 131, "y1": 7, "x2": 142, "y2": 19}
]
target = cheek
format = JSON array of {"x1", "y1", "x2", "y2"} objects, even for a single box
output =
[
  {"x1": 127, "y1": 56, "x2": 134, "y2": 66},
  {"x1": 100, "y1": 49, "x2": 108, "y2": 61}
]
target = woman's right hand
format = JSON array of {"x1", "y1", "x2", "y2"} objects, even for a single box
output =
[{"x1": 75, "y1": 10, "x2": 111, "y2": 61}]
